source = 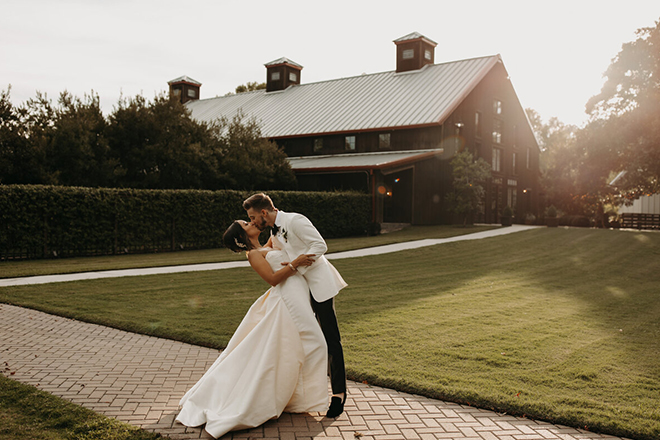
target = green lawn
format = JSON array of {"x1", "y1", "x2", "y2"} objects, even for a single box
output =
[
  {"x1": 0, "y1": 225, "x2": 495, "y2": 279},
  {"x1": 1, "y1": 227, "x2": 659, "y2": 439},
  {"x1": 0, "y1": 375, "x2": 160, "y2": 440}
]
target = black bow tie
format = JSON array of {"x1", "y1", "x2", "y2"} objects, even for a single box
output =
[{"x1": 272, "y1": 224, "x2": 280, "y2": 234}]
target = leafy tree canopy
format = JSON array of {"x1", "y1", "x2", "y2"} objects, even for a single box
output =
[
  {"x1": 234, "y1": 82, "x2": 266, "y2": 94},
  {"x1": 0, "y1": 87, "x2": 295, "y2": 191},
  {"x1": 584, "y1": 18, "x2": 660, "y2": 200},
  {"x1": 445, "y1": 150, "x2": 491, "y2": 226},
  {"x1": 210, "y1": 111, "x2": 296, "y2": 190}
]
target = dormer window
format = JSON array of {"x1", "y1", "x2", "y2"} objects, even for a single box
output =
[
  {"x1": 394, "y1": 32, "x2": 437, "y2": 73},
  {"x1": 167, "y1": 75, "x2": 201, "y2": 104},
  {"x1": 265, "y1": 57, "x2": 303, "y2": 92}
]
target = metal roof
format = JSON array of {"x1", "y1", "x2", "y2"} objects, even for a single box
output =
[
  {"x1": 288, "y1": 149, "x2": 444, "y2": 172},
  {"x1": 186, "y1": 55, "x2": 502, "y2": 139},
  {"x1": 168, "y1": 75, "x2": 201, "y2": 85},
  {"x1": 264, "y1": 57, "x2": 303, "y2": 68},
  {"x1": 393, "y1": 32, "x2": 437, "y2": 45}
]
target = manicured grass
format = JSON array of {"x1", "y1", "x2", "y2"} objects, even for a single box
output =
[
  {"x1": 0, "y1": 225, "x2": 495, "y2": 279},
  {"x1": 1, "y1": 228, "x2": 658, "y2": 439},
  {"x1": 0, "y1": 375, "x2": 160, "y2": 440}
]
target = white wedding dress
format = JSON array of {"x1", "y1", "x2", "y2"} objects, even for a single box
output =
[{"x1": 176, "y1": 249, "x2": 329, "y2": 438}]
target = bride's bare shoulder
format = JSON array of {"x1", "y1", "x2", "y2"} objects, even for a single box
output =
[{"x1": 247, "y1": 247, "x2": 273, "y2": 261}]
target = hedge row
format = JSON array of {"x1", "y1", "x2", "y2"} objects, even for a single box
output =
[{"x1": 0, "y1": 185, "x2": 371, "y2": 260}]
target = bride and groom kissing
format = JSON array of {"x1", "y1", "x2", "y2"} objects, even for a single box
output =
[{"x1": 176, "y1": 193, "x2": 348, "y2": 438}]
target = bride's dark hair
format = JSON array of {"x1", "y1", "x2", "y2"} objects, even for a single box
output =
[{"x1": 222, "y1": 221, "x2": 256, "y2": 253}]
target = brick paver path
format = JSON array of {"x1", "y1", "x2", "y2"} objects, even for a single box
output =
[{"x1": 1, "y1": 303, "x2": 627, "y2": 440}]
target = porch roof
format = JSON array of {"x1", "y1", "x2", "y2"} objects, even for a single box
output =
[{"x1": 287, "y1": 148, "x2": 444, "y2": 173}]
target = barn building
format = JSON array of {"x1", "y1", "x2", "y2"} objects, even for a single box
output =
[{"x1": 171, "y1": 32, "x2": 540, "y2": 226}]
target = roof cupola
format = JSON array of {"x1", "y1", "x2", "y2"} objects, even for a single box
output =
[
  {"x1": 168, "y1": 75, "x2": 201, "y2": 103},
  {"x1": 394, "y1": 32, "x2": 437, "y2": 73},
  {"x1": 265, "y1": 57, "x2": 303, "y2": 92}
]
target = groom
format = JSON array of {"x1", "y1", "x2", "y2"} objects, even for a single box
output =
[{"x1": 243, "y1": 193, "x2": 348, "y2": 418}]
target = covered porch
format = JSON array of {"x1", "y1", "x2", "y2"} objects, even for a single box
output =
[{"x1": 287, "y1": 149, "x2": 446, "y2": 226}]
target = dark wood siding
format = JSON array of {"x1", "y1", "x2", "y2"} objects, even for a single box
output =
[
  {"x1": 411, "y1": 157, "x2": 454, "y2": 224},
  {"x1": 273, "y1": 62, "x2": 540, "y2": 225}
]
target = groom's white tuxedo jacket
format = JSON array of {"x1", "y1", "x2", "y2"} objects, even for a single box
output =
[{"x1": 271, "y1": 210, "x2": 347, "y2": 303}]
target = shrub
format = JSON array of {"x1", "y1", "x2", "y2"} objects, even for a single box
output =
[
  {"x1": 0, "y1": 185, "x2": 370, "y2": 260},
  {"x1": 558, "y1": 215, "x2": 592, "y2": 228}
]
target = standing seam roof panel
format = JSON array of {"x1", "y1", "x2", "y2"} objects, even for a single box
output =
[{"x1": 186, "y1": 55, "x2": 501, "y2": 138}]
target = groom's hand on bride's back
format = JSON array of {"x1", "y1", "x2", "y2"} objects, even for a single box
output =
[{"x1": 281, "y1": 254, "x2": 316, "y2": 269}]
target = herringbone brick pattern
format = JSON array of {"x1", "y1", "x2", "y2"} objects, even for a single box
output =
[{"x1": 1, "y1": 303, "x2": 627, "y2": 440}]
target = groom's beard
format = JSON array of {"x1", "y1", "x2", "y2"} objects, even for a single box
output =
[{"x1": 256, "y1": 217, "x2": 268, "y2": 231}]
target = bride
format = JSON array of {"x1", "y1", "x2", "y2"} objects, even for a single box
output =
[{"x1": 176, "y1": 220, "x2": 329, "y2": 438}]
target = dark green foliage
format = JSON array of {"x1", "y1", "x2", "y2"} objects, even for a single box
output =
[
  {"x1": 210, "y1": 112, "x2": 296, "y2": 191},
  {"x1": 558, "y1": 214, "x2": 592, "y2": 227},
  {"x1": 0, "y1": 185, "x2": 370, "y2": 260},
  {"x1": 0, "y1": 88, "x2": 295, "y2": 191},
  {"x1": 234, "y1": 81, "x2": 266, "y2": 94},
  {"x1": 445, "y1": 150, "x2": 491, "y2": 226},
  {"x1": 265, "y1": 190, "x2": 371, "y2": 238}
]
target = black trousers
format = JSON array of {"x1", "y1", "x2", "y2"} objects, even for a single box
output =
[{"x1": 310, "y1": 294, "x2": 346, "y2": 395}]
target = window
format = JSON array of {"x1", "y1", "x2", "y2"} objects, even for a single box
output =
[
  {"x1": 492, "y1": 147, "x2": 502, "y2": 172},
  {"x1": 424, "y1": 49, "x2": 432, "y2": 60},
  {"x1": 492, "y1": 119, "x2": 503, "y2": 144},
  {"x1": 271, "y1": 71, "x2": 280, "y2": 81},
  {"x1": 345, "y1": 135, "x2": 356, "y2": 151},
  {"x1": 402, "y1": 49, "x2": 414, "y2": 59},
  {"x1": 493, "y1": 99, "x2": 503, "y2": 115},
  {"x1": 475, "y1": 112, "x2": 482, "y2": 138},
  {"x1": 512, "y1": 152, "x2": 517, "y2": 175},
  {"x1": 314, "y1": 138, "x2": 323, "y2": 152},
  {"x1": 289, "y1": 72, "x2": 297, "y2": 82},
  {"x1": 512, "y1": 125, "x2": 518, "y2": 147},
  {"x1": 187, "y1": 89, "x2": 196, "y2": 98},
  {"x1": 526, "y1": 148, "x2": 531, "y2": 169},
  {"x1": 379, "y1": 133, "x2": 391, "y2": 149},
  {"x1": 507, "y1": 187, "x2": 517, "y2": 211},
  {"x1": 172, "y1": 89, "x2": 181, "y2": 96}
]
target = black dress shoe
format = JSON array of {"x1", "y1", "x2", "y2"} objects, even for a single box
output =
[{"x1": 326, "y1": 395, "x2": 346, "y2": 418}]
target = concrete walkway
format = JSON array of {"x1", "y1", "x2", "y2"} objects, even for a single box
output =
[
  {"x1": 0, "y1": 225, "x2": 539, "y2": 287},
  {"x1": 1, "y1": 225, "x2": 629, "y2": 439}
]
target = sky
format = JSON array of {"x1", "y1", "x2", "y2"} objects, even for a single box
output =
[{"x1": 2, "y1": 0, "x2": 660, "y2": 128}]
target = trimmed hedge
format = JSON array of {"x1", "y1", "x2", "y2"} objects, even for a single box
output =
[
  {"x1": 0, "y1": 185, "x2": 370, "y2": 260},
  {"x1": 558, "y1": 215, "x2": 592, "y2": 228}
]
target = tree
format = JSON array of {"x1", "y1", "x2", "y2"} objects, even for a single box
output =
[
  {"x1": 50, "y1": 91, "x2": 113, "y2": 187},
  {"x1": 0, "y1": 88, "x2": 57, "y2": 185},
  {"x1": 0, "y1": 86, "x2": 31, "y2": 184},
  {"x1": 585, "y1": 17, "x2": 660, "y2": 200},
  {"x1": 212, "y1": 111, "x2": 296, "y2": 190},
  {"x1": 106, "y1": 93, "x2": 228, "y2": 189},
  {"x1": 445, "y1": 150, "x2": 491, "y2": 226},
  {"x1": 234, "y1": 82, "x2": 266, "y2": 94},
  {"x1": 526, "y1": 108, "x2": 585, "y2": 214},
  {"x1": 2, "y1": 88, "x2": 295, "y2": 191}
]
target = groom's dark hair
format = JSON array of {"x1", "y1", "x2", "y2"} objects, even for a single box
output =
[{"x1": 243, "y1": 193, "x2": 275, "y2": 212}]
